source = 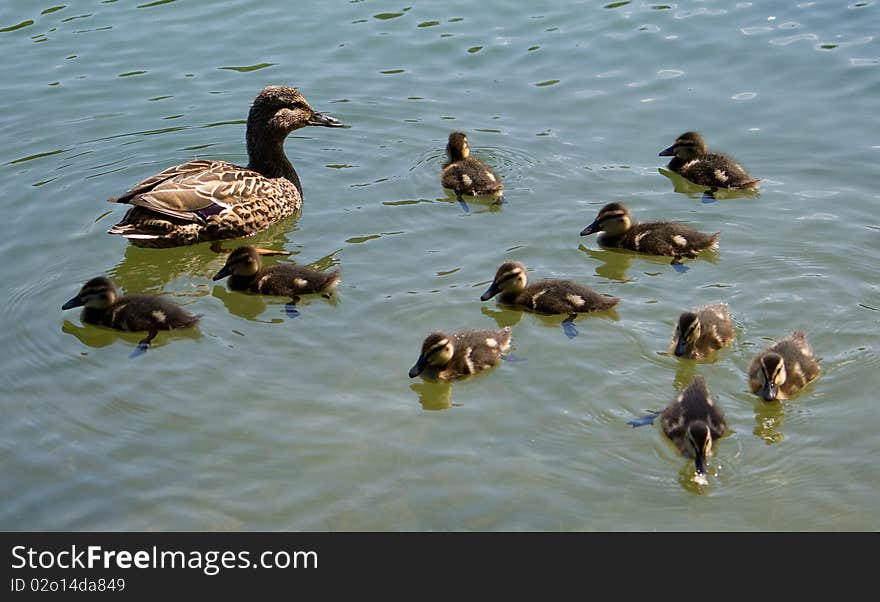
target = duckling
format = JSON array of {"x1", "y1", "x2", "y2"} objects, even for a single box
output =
[
  {"x1": 629, "y1": 376, "x2": 727, "y2": 483},
  {"x1": 659, "y1": 131, "x2": 760, "y2": 191},
  {"x1": 441, "y1": 132, "x2": 504, "y2": 203},
  {"x1": 107, "y1": 85, "x2": 344, "y2": 248},
  {"x1": 62, "y1": 277, "x2": 201, "y2": 350},
  {"x1": 579, "y1": 202, "x2": 719, "y2": 265},
  {"x1": 670, "y1": 303, "x2": 734, "y2": 360},
  {"x1": 409, "y1": 327, "x2": 512, "y2": 381},
  {"x1": 748, "y1": 330, "x2": 820, "y2": 401},
  {"x1": 212, "y1": 246, "x2": 340, "y2": 314},
  {"x1": 480, "y1": 261, "x2": 619, "y2": 338}
]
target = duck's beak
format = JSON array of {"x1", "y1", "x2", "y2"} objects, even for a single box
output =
[
  {"x1": 480, "y1": 283, "x2": 499, "y2": 302},
  {"x1": 308, "y1": 111, "x2": 345, "y2": 128},
  {"x1": 760, "y1": 380, "x2": 778, "y2": 402},
  {"x1": 212, "y1": 265, "x2": 231, "y2": 281},
  {"x1": 659, "y1": 145, "x2": 676, "y2": 157},
  {"x1": 580, "y1": 220, "x2": 600, "y2": 236},
  {"x1": 408, "y1": 355, "x2": 427, "y2": 378},
  {"x1": 673, "y1": 337, "x2": 689, "y2": 357},
  {"x1": 694, "y1": 450, "x2": 707, "y2": 476},
  {"x1": 62, "y1": 295, "x2": 84, "y2": 310}
]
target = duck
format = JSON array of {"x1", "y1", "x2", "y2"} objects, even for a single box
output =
[
  {"x1": 629, "y1": 376, "x2": 727, "y2": 482},
  {"x1": 579, "y1": 202, "x2": 719, "y2": 264},
  {"x1": 748, "y1": 330, "x2": 820, "y2": 401},
  {"x1": 408, "y1": 327, "x2": 512, "y2": 381},
  {"x1": 670, "y1": 303, "x2": 734, "y2": 360},
  {"x1": 62, "y1": 276, "x2": 201, "y2": 349},
  {"x1": 441, "y1": 132, "x2": 504, "y2": 202},
  {"x1": 212, "y1": 245, "x2": 340, "y2": 312},
  {"x1": 480, "y1": 261, "x2": 619, "y2": 338},
  {"x1": 107, "y1": 85, "x2": 344, "y2": 248},
  {"x1": 659, "y1": 131, "x2": 760, "y2": 191}
]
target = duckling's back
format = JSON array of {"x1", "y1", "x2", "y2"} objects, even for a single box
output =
[
  {"x1": 441, "y1": 157, "x2": 503, "y2": 198},
  {"x1": 513, "y1": 279, "x2": 619, "y2": 314},
  {"x1": 610, "y1": 221, "x2": 719, "y2": 258},
  {"x1": 240, "y1": 264, "x2": 340, "y2": 297},
  {"x1": 90, "y1": 294, "x2": 201, "y2": 332},
  {"x1": 677, "y1": 152, "x2": 759, "y2": 190}
]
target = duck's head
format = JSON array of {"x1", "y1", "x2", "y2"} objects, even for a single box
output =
[
  {"x1": 62, "y1": 276, "x2": 118, "y2": 310},
  {"x1": 580, "y1": 202, "x2": 632, "y2": 236},
  {"x1": 758, "y1": 352, "x2": 786, "y2": 401},
  {"x1": 685, "y1": 420, "x2": 713, "y2": 476},
  {"x1": 659, "y1": 131, "x2": 708, "y2": 160},
  {"x1": 248, "y1": 85, "x2": 343, "y2": 141},
  {"x1": 673, "y1": 311, "x2": 702, "y2": 357},
  {"x1": 213, "y1": 246, "x2": 263, "y2": 281},
  {"x1": 481, "y1": 261, "x2": 528, "y2": 301},
  {"x1": 446, "y1": 132, "x2": 470, "y2": 162},
  {"x1": 409, "y1": 332, "x2": 455, "y2": 377}
]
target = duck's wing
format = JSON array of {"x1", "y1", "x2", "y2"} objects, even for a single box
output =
[{"x1": 108, "y1": 160, "x2": 282, "y2": 223}]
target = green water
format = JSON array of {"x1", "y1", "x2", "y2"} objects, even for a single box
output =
[{"x1": 1, "y1": 0, "x2": 878, "y2": 530}]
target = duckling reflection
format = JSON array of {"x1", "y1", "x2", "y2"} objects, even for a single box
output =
[
  {"x1": 410, "y1": 381, "x2": 458, "y2": 411},
  {"x1": 577, "y1": 244, "x2": 636, "y2": 283},
  {"x1": 752, "y1": 397, "x2": 786, "y2": 445}
]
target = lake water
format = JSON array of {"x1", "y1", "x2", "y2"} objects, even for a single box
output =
[{"x1": 2, "y1": 0, "x2": 878, "y2": 531}]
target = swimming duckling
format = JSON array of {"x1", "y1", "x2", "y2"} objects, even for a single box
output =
[
  {"x1": 659, "y1": 131, "x2": 760, "y2": 191},
  {"x1": 629, "y1": 376, "x2": 727, "y2": 483},
  {"x1": 409, "y1": 327, "x2": 512, "y2": 381},
  {"x1": 580, "y1": 202, "x2": 719, "y2": 265},
  {"x1": 441, "y1": 132, "x2": 504, "y2": 204},
  {"x1": 748, "y1": 330, "x2": 820, "y2": 401},
  {"x1": 670, "y1": 303, "x2": 734, "y2": 360},
  {"x1": 62, "y1": 277, "x2": 201, "y2": 350},
  {"x1": 480, "y1": 261, "x2": 619, "y2": 338},
  {"x1": 212, "y1": 246, "x2": 340, "y2": 314},
  {"x1": 107, "y1": 85, "x2": 344, "y2": 248}
]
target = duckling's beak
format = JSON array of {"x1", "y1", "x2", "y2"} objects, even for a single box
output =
[
  {"x1": 480, "y1": 283, "x2": 499, "y2": 302},
  {"x1": 308, "y1": 111, "x2": 344, "y2": 128},
  {"x1": 579, "y1": 220, "x2": 599, "y2": 236},
  {"x1": 694, "y1": 451, "x2": 707, "y2": 476},
  {"x1": 212, "y1": 265, "x2": 232, "y2": 281},
  {"x1": 673, "y1": 337, "x2": 689, "y2": 357},
  {"x1": 760, "y1": 380, "x2": 778, "y2": 402},
  {"x1": 62, "y1": 295, "x2": 84, "y2": 310},
  {"x1": 659, "y1": 144, "x2": 676, "y2": 157},
  {"x1": 408, "y1": 355, "x2": 427, "y2": 378}
]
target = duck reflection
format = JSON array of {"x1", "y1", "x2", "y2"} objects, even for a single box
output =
[
  {"x1": 438, "y1": 192, "x2": 504, "y2": 215},
  {"x1": 410, "y1": 380, "x2": 458, "y2": 411},
  {"x1": 752, "y1": 398, "x2": 786, "y2": 445},
  {"x1": 105, "y1": 215, "x2": 300, "y2": 295},
  {"x1": 659, "y1": 167, "x2": 760, "y2": 202},
  {"x1": 577, "y1": 244, "x2": 636, "y2": 282},
  {"x1": 62, "y1": 319, "x2": 201, "y2": 353}
]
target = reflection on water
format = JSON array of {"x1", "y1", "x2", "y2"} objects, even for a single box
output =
[
  {"x1": 658, "y1": 168, "x2": 762, "y2": 201},
  {"x1": 61, "y1": 318, "x2": 201, "y2": 354},
  {"x1": 752, "y1": 399, "x2": 786, "y2": 445},
  {"x1": 410, "y1": 381, "x2": 456, "y2": 411},
  {"x1": 577, "y1": 245, "x2": 636, "y2": 282}
]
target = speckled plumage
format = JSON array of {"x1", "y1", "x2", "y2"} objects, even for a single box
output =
[
  {"x1": 748, "y1": 330, "x2": 820, "y2": 401},
  {"x1": 441, "y1": 132, "x2": 503, "y2": 201},
  {"x1": 670, "y1": 303, "x2": 734, "y2": 360},
  {"x1": 480, "y1": 261, "x2": 619, "y2": 315},
  {"x1": 580, "y1": 202, "x2": 719, "y2": 263},
  {"x1": 659, "y1": 131, "x2": 759, "y2": 191},
  {"x1": 107, "y1": 86, "x2": 344, "y2": 248},
  {"x1": 659, "y1": 375, "x2": 727, "y2": 477},
  {"x1": 408, "y1": 327, "x2": 512, "y2": 381},
  {"x1": 212, "y1": 245, "x2": 340, "y2": 300},
  {"x1": 62, "y1": 276, "x2": 200, "y2": 346}
]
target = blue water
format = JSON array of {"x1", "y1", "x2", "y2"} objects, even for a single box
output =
[{"x1": 1, "y1": 0, "x2": 879, "y2": 530}]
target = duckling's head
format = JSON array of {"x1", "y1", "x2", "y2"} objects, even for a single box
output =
[
  {"x1": 685, "y1": 420, "x2": 713, "y2": 476},
  {"x1": 212, "y1": 246, "x2": 263, "y2": 281},
  {"x1": 409, "y1": 332, "x2": 455, "y2": 378},
  {"x1": 480, "y1": 261, "x2": 528, "y2": 301},
  {"x1": 659, "y1": 131, "x2": 708, "y2": 161},
  {"x1": 673, "y1": 311, "x2": 702, "y2": 357},
  {"x1": 758, "y1": 352, "x2": 786, "y2": 401},
  {"x1": 62, "y1": 276, "x2": 118, "y2": 310},
  {"x1": 579, "y1": 202, "x2": 632, "y2": 237},
  {"x1": 248, "y1": 85, "x2": 343, "y2": 142},
  {"x1": 446, "y1": 132, "x2": 470, "y2": 162}
]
